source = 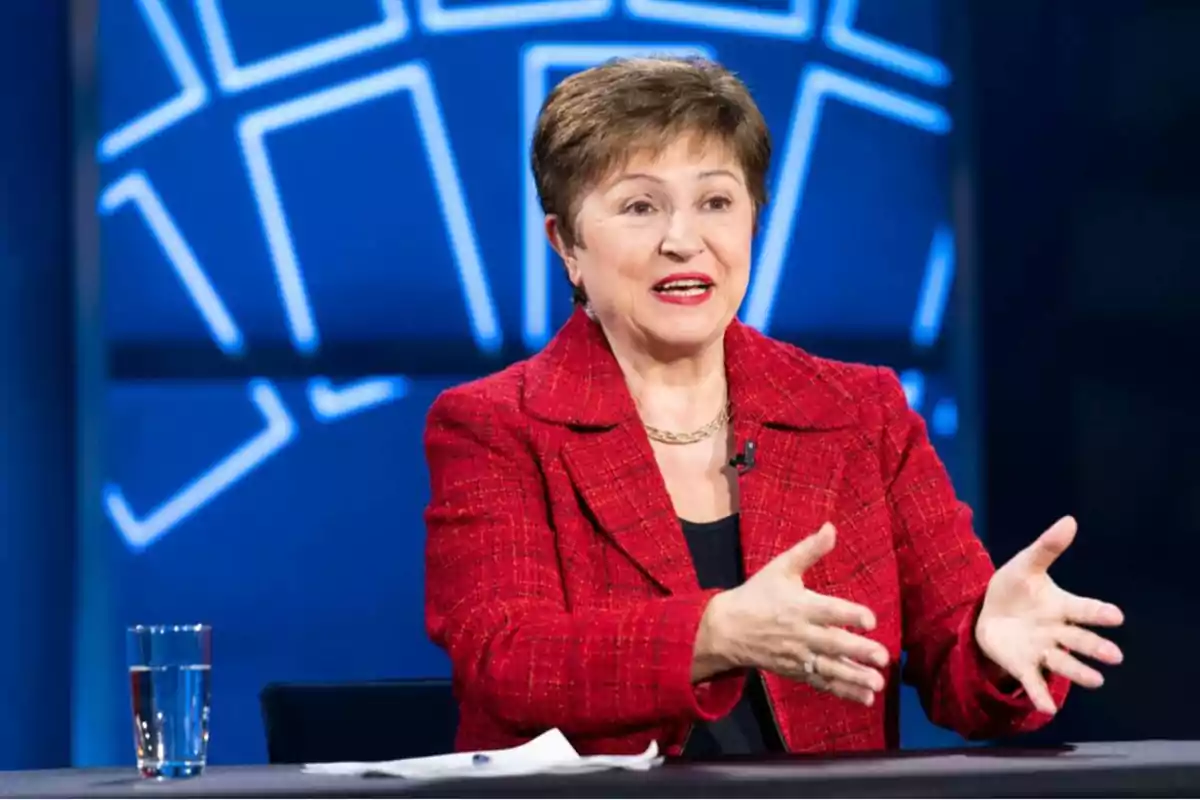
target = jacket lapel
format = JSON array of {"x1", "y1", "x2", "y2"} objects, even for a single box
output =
[
  {"x1": 733, "y1": 422, "x2": 848, "y2": 581},
  {"x1": 559, "y1": 426, "x2": 698, "y2": 595},
  {"x1": 525, "y1": 311, "x2": 697, "y2": 595},
  {"x1": 723, "y1": 322, "x2": 857, "y2": 582}
]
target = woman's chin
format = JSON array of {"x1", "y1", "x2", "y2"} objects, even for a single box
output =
[{"x1": 641, "y1": 318, "x2": 726, "y2": 353}]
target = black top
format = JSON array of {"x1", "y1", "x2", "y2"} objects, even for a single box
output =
[{"x1": 679, "y1": 514, "x2": 785, "y2": 758}]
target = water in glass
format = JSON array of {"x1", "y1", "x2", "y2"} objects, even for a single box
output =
[{"x1": 127, "y1": 624, "x2": 212, "y2": 779}]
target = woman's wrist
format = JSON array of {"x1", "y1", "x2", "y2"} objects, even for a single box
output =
[{"x1": 692, "y1": 591, "x2": 737, "y2": 682}]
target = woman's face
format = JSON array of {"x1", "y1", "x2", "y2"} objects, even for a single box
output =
[{"x1": 548, "y1": 135, "x2": 755, "y2": 356}]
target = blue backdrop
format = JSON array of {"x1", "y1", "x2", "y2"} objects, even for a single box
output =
[{"x1": 84, "y1": 0, "x2": 966, "y2": 764}]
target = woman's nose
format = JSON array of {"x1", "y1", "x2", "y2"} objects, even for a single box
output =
[{"x1": 658, "y1": 212, "x2": 705, "y2": 259}]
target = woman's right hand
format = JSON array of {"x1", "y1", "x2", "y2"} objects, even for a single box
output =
[{"x1": 693, "y1": 523, "x2": 890, "y2": 706}]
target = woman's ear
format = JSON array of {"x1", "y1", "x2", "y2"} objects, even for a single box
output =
[
  {"x1": 545, "y1": 215, "x2": 581, "y2": 284},
  {"x1": 544, "y1": 215, "x2": 567, "y2": 258}
]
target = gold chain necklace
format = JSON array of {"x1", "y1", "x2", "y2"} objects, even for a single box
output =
[{"x1": 643, "y1": 403, "x2": 730, "y2": 445}]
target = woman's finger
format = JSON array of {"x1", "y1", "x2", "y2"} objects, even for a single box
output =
[
  {"x1": 811, "y1": 654, "x2": 885, "y2": 692},
  {"x1": 1044, "y1": 646, "x2": 1105, "y2": 689},
  {"x1": 803, "y1": 591, "x2": 877, "y2": 630},
  {"x1": 1016, "y1": 516, "x2": 1077, "y2": 574},
  {"x1": 1059, "y1": 591, "x2": 1124, "y2": 628},
  {"x1": 1054, "y1": 624, "x2": 1123, "y2": 665},
  {"x1": 807, "y1": 672, "x2": 876, "y2": 706},
  {"x1": 804, "y1": 624, "x2": 890, "y2": 668},
  {"x1": 1016, "y1": 660, "x2": 1057, "y2": 715}
]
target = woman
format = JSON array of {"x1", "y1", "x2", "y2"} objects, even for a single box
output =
[{"x1": 423, "y1": 56, "x2": 1124, "y2": 757}]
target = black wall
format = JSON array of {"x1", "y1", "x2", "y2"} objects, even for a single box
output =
[
  {"x1": 0, "y1": 1, "x2": 77, "y2": 769},
  {"x1": 973, "y1": 1, "x2": 1200, "y2": 741}
]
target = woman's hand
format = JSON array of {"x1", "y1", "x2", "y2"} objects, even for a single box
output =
[
  {"x1": 695, "y1": 524, "x2": 890, "y2": 705},
  {"x1": 975, "y1": 516, "x2": 1125, "y2": 714}
]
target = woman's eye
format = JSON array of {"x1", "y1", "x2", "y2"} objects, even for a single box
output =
[
  {"x1": 624, "y1": 200, "x2": 655, "y2": 215},
  {"x1": 704, "y1": 196, "x2": 732, "y2": 211}
]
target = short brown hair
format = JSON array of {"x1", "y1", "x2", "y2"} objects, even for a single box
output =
[{"x1": 531, "y1": 55, "x2": 771, "y2": 255}]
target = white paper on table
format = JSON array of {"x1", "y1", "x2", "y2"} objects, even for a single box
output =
[{"x1": 302, "y1": 728, "x2": 663, "y2": 781}]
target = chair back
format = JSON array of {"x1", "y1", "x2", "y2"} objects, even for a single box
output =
[{"x1": 259, "y1": 678, "x2": 458, "y2": 764}]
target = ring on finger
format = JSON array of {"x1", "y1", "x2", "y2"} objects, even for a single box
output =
[{"x1": 803, "y1": 655, "x2": 820, "y2": 676}]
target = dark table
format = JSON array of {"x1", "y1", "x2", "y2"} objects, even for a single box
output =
[{"x1": 4, "y1": 741, "x2": 1200, "y2": 798}]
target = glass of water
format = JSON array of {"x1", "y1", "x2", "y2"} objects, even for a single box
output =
[{"x1": 127, "y1": 624, "x2": 213, "y2": 779}]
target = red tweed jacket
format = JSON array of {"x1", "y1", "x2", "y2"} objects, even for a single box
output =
[{"x1": 423, "y1": 310, "x2": 1066, "y2": 755}]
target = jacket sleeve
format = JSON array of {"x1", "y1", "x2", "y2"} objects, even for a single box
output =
[
  {"x1": 875, "y1": 368, "x2": 1069, "y2": 740},
  {"x1": 423, "y1": 387, "x2": 743, "y2": 738}
]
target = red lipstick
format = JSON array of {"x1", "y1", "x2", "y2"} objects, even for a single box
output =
[{"x1": 651, "y1": 273, "x2": 715, "y2": 306}]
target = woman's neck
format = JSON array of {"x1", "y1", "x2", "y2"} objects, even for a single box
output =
[{"x1": 609, "y1": 336, "x2": 728, "y2": 434}]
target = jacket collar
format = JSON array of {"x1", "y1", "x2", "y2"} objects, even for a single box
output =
[{"x1": 522, "y1": 308, "x2": 857, "y2": 431}]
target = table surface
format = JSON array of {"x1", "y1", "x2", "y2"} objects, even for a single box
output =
[{"x1": 5, "y1": 740, "x2": 1200, "y2": 798}]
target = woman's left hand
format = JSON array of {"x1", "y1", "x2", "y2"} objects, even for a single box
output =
[{"x1": 974, "y1": 515, "x2": 1125, "y2": 714}]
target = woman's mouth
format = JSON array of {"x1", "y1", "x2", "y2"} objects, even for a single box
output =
[{"x1": 651, "y1": 275, "x2": 715, "y2": 305}]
